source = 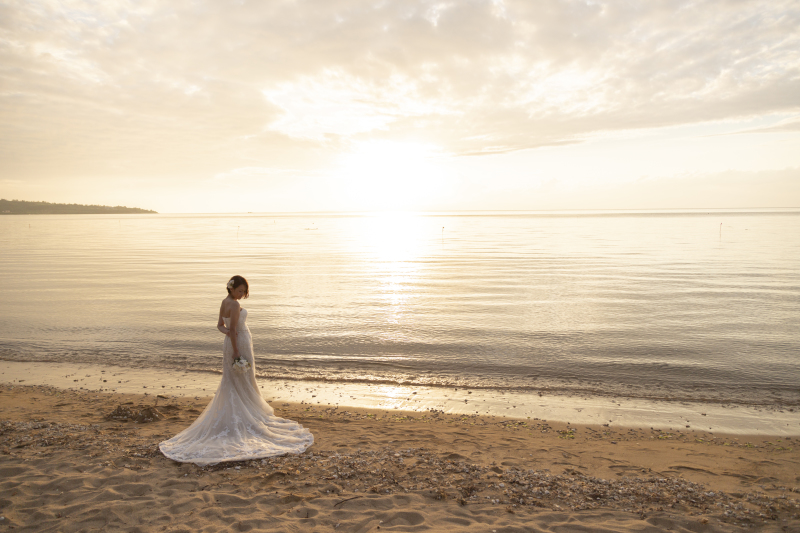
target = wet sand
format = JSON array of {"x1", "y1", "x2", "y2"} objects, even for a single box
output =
[
  {"x1": 1, "y1": 383, "x2": 799, "y2": 532},
  {"x1": 2, "y1": 360, "x2": 798, "y2": 436}
]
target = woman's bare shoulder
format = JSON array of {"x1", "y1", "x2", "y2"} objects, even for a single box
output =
[
  {"x1": 219, "y1": 299, "x2": 231, "y2": 317},
  {"x1": 220, "y1": 298, "x2": 240, "y2": 318}
]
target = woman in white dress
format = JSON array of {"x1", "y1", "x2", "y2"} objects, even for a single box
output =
[{"x1": 159, "y1": 275, "x2": 313, "y2": 465}]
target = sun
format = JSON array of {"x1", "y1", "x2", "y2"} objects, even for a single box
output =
[{"x1": 336, "y1": 140, "x2": 448, "y2": 212}]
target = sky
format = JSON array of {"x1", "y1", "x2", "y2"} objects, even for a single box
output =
[{"x1": 1, "y1": 0, "x2": 799, "y2": 213}]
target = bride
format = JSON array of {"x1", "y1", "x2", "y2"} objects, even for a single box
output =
[{"x1": 159, "y1": 275, "x2": 313, "y2": 465}]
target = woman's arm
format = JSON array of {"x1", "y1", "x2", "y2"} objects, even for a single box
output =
[
  {"x1": 217, "y1": 302, "x2": 230, "y2": 335},
  {"x1": 228, "y1": 303, "x2": 241, "y2": 357}
]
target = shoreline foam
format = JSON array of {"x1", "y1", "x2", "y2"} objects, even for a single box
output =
[{"x1": 6, "y1": 360, "x2": 799, "y2": 435}]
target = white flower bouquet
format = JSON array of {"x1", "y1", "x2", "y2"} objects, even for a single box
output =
[{"x1": 232, "y1": 357, "x2": 251, "y2": 372}]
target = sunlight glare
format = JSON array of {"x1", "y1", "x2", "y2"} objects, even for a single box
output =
[{"x1": 337, "y1": 141, "x2": 447, "y2": 211}]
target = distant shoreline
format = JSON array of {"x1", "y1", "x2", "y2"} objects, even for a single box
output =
[{"x1": 0, "y1": 199, "x2": 157, "y2": 214}]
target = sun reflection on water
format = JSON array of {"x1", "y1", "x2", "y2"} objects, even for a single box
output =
[
  {"x1": 352, "y1": 212, "x2": 429, "y2": 326},
  {"x1": 369, "y1": 384, "x2": 417, "y2": 410},
  {"x1": 358, "y1": 211, "x2": 427, "y2": 261}
]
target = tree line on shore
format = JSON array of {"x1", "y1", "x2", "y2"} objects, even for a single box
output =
[{"x1": 0, "y1": 199, "x2": 157, "y2": 214}]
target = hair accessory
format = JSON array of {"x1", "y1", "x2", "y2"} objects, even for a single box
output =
[{"x1": 227, "y1": 279, "x2": 235, "y2": 289}]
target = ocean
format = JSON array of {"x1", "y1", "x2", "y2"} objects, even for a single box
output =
[{"x1": 1, "y1": 210, "x2": 798, "y2": 407}]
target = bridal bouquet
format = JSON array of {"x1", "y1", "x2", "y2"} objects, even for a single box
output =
[{"x1": 232, "y1": 357, "x2": 251, "y2": 372}]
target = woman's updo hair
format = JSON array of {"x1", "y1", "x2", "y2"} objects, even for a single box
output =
[{"x1": 226, "y1": 275, "x2": 249, "y2": 298}]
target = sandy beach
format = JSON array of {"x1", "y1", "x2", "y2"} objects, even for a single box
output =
[{"x1": 1, "y1": 383, "x2": 799, "y2": 532}]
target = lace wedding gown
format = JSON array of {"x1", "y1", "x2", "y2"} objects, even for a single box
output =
[{"x1": 159, "y1": 308, "x2": 313, "y2": 465}]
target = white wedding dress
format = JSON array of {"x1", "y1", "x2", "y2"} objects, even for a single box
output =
[{"x1": 159, "y1": 308, "x2": 313, "y2": 465}]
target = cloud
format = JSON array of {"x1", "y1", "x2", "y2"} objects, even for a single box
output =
[
  {"x1": 476, "y1": 167, "x2": 800, "y2": 211},
  {"x1": 261, "y1": 69, "x2": 459, "y2": 141},
  {"x1": 212, "y1": 166, "x2": 306, "y2": 182},
  {"x1": 602, "y1": 168, "x2": 800, "y2": 209},
  {"x1": 719, "y1": 116, "x2": 800, "y2": 136},
  {"x1": 0, "y1": 0, "x2": 798, "y2": 190}
]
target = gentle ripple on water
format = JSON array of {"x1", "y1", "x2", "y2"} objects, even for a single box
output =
[{"x1": 1, "y1": 210, "x2": 798, "y2": 406}]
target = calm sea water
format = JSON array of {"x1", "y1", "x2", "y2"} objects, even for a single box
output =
[{"x1": 1, "y1": 210, "x2": 798, "y2": 406}]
